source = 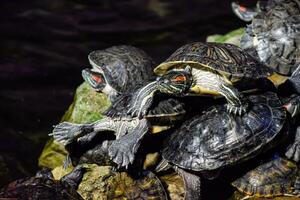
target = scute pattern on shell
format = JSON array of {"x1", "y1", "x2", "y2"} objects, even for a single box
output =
[
  {"x1": 156, "y1": 42, "x2": 272, "y2": 78},
  {"x1": 106, "y1": 171, "x2": 167, "y2": 200},
  {"x1": 241, "y1": 0, "x2": 300, "y2": 75},
  {"x1": 162, "y1": 92, "x2": 286, "y2": 171},
  {"x1": 232, "y1": 157, "x2": 299, "y2": 197},
  {"x1": 89, "y1": 45, "x2": 155, "y2": 93},
  {"x1": 0, "y1": 171, "x2": 83, "y2": 200}
]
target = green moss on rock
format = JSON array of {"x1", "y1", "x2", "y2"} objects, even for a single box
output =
[
  {"x1": 206, "y1": 28, "x2": 245, "y2": 46},
  {"x1": 38, "y1": 82, "x2": 111, "y2": 169}
]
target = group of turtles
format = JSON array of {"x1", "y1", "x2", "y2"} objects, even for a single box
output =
[{"x1": 1, "y1": 0, "x2": 300, "y2": 199}]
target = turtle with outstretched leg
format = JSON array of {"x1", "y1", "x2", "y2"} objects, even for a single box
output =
[
  {"x1": 0, "y1": 166, "x2": 85, "y2": 200},
  {"x1": 156, "y1": 92, "x2": 288, "y2": 200},
  {"x1": 50, "y1": 46, "x2": 189, "y2": 168},
  {"x1": 51, "y1": 94, "x2": 187, "y2": 168},
  {"x1": 232, "y1": 0, "x2": 300, "y2": 76},
  {"x1": 126, "y1": 42, "x2": 274, "y2": 119}
]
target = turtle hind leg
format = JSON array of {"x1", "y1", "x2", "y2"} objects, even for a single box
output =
[
  {"x1": 176, "y1": 167, "x2": 201, "y2": 200},
  {"x1": 219, "y1": 83, "x2": 248, "y2": 116}
]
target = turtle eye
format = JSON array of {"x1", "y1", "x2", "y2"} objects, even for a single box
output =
[
  {"x1": 171, "y1": 75, "x2": 186, "y2": 83},
  {"x1": 92, "y1": 74, "x2": 103, "y2": 83}
]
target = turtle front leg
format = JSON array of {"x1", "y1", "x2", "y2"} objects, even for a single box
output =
[
  {"x1": 286, "y1": 127, "x2": 300, "y2": 163},
  {"x1": 49, "y1": 117, "x2": 116, "y2": 146},
  {"x1": 219, "y1": 84, "x2": 248, "y2": 116},
  {"x1": 127, "y1": 81, "x2": 159, "y2": 119},
  {"x1": 108, "y1": 119, "x2": 150, "y2": 168},
  {"x1": 49, "y1": 122, "x2": 94, "y2": 146}
]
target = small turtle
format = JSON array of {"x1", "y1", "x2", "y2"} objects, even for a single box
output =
[
  {"x1": 232, "y1": 0, "x2": 300, "y2": 76},
  {"x1": 156, "y1": 92, "x2": 287, "y2": 199},
  {"x1": 106, "y1": 170, "x2": 168, "y2": 200},
  {"x1": 82, "y1": 45, "x2": 155, "y2": 102},
  {"x1": 0, "y1": 166, "x2": 85, "y2": 200},
  {"x1": 127, "y1": 42, "x2": 274, "y2": 118},
  {"x1": 232, "y1": 156, "x2": 300, "y2": 199},
  {"x1": 50, "y1": 86, "x2": 187, "y2": 168}
]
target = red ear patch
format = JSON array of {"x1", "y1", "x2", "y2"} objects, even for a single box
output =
[
  {"x1": 239, "y1": 5, "x2": 247, "y2": 12},
  {"x1": 172, "y1": 75, "x2": 186, "y2": 82},
  {"x1": 92, "y1": 74, "x2": 102, "y2": 83}
]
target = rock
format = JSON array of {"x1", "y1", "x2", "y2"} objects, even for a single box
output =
[
  {"x1": 206, "y1": 28, "x2": 244, "y2": 46},
  {"x1": 53, "y1": 164, "x2": 168, "y2": 200},
  {"x1": 39, "y1": 82, "x2": 111, "y2": 169}
]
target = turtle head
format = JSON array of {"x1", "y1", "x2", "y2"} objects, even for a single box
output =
[
  {"x1": 157, "y1": 66, "x2": 192, "y2": 95},
  {"x1": 283, "y1": 95, "x2": 300, "y2": 118},
  {"x1": 82, "y1": 68, "x2": 107, "y2": 92}
]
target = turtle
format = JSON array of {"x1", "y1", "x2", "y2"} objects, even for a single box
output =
[
  {"x1": 155, "y1": 92, "x2": 288, "y2": 199},
  {"x1": 82, "y1": 45, "x2": 155, "y2": 102},
  {"x1": 0, "y1": 166, "x2": 85, "y2": 200},
  {"x1": 126, "y1": 42, "x2": 275, "y2": 119},
  {"x1": 232, "y1": 0, "x2": 300, "y2": 76},
  {"x1": 50, "y1": 84, "x2": 188, "y2": 168},
  {"x1": 232, "y1": 156, "x2": 300, "y2": 199},
  {"x1": 106, "y1": 170, "x2": 168, "y2": 200}
]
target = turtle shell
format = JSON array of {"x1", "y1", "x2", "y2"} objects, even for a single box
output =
[
  {"x1": 88, "y1": 45, "x2": 155, "y2": 93},
  {"x1": 162, "y1": 92, "x2": 287, "y2": 171},
  {"x1": 0, "y1": 169, "x2": 83, "y2": 200},
  {"x1": 106, "y1": 171, "x2": 168, "y2": 200},
  {"x1": 232, "y1": 157, "x2": 299, "y2": 197},
  {"x1": 154, "y1": 42, "x2": 272, "y2": 79},
  {"x1": 241, "y1": 0, "x2": 300, "y2": 75}
]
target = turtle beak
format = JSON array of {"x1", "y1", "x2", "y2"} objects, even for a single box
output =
[{"x1": 82, "y1": 68, "x2": 106, "y2": 92}]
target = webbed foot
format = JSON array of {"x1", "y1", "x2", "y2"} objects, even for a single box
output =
[
  {"x1": 220, "y1": 83, "x2": 248, "y2": 116},
  {"x1": 49, "y1": 122, "x2": 93, "y2": 145},
  {"x1": 226, "y1": 103, "x2": 248, "y2": 116},
  {"x1": 108, "y1": 119, "x2": 150, "y2": 168}
]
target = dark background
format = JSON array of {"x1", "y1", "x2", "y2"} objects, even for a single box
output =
[{"x1": 0, "y1": 0, "x2": 252, "y2": 185}]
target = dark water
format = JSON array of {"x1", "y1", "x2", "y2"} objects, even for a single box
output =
[{"x1": 0, "y1": 0, "x2": 252, "y2": 188}]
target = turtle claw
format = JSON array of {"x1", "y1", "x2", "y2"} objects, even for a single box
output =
[
  {"x1": 108, "y1": 119, "x2": 150, "y2": 168},
  {"x1": 108, "y1": 135, "x2": 137, "y2": 168},
  {"x1": 126, "y1": 81, "x2": 158, "y2": 119},
  {"x1": 49, "y1": 122, "x2": 92, "y2": 146},
  {"x1": 226, "y1": 103, "x2": 248, "y2": 116}
]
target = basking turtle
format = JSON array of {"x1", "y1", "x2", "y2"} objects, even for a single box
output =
[
  {"x1": 232, "y1": 156, "x2": 300, "y2": 199},
  {"x1": 82, "y1": 45, "x2": 155, "y2": 102},
  {"x1": 50, "y1": 89, "x2": 187, "y2": 168},
  {"x1": 232, "y1": 0, "x2": 300, "y2": 76},
  {"x1": 156, "y1": 92, "x2": 288, "y2": 199},
  {"x1": 0, "y1": 166, "x2": 85, "y2": 200},
  {"x1": 106, "y1": 170, "x2": 168, "y2": 200},
  {"x1": 127, "y1": 42, "x2": 274, "y2": 118}
]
